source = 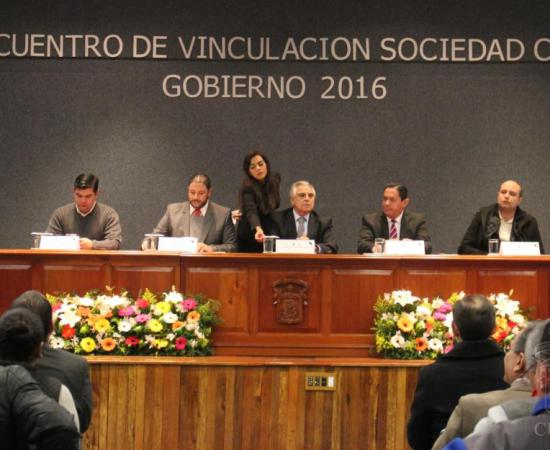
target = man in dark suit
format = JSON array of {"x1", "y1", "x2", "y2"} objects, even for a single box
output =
[
  {"x1": 357, "y1": 183, "x2": 432, "y2": 253},
  {"x1": 407, "y1": 294, "x2": 508, "y2": 450},
  {"x1": 11, "y1": 290, "x2": 93, "y2": 433},
  {"x1": 144, "y1": 173, "x2": 237, "y2": 253},
  {"x1": 272, "y1": 181, "x2": 338, "y2": 254},
  {"x1": 458, "y1": 179, "x2": 544, "y2": 254}
]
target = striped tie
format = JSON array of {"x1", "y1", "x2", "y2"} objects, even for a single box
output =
[{"x1": 389, "y1": 220, "x2": 398, "y2": 239}]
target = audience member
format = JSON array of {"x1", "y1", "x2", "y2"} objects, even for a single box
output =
[
  {"x1": 11, "y1": 290, "x2": 93, "y2": 432},
  {"x1": 0, "y1": 307, "x2": 79, "y2": 449},
  {"x1": 407, "y1": 294, "x2": 508, "y2": 450}
]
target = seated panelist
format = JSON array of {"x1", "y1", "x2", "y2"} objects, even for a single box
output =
[
  {"x1": 458, "y1": 179, "x2": 544, "y2": 254},
  {"x1": 357, "y1": 183, "x2": 432, "y2": 254},
  {"x1": 143, "y1": 173, "x2": 237, "y2": 253},
  {"x1": 271, "y1": 181, "x2": 338, "y2": 254},
  {"x1": 46, "y1": 173, "x2": 122, "y2": 250}
]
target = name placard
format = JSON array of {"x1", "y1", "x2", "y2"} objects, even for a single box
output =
[
  {"x1": 275, "y1": 239, "x2": 316, "y2": 254},
  {"x1": 499, "y1": 241, "x2": 540, "y2": 256},
  {"x1": 158, "y1": 236, "x2": 198, "y2": 253},
  {"x1": 384, "y1": 240, "x2": 425, "y2": 255},
  {"x1": 40, "y1": 235, "x2": 80, "y2": 250}
]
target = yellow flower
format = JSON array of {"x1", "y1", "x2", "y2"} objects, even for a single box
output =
[
  {"x1": 154, "y1": 301, "x2": 171, "y2": 315},
  {"x1": 80, "y1": 337, "x2": 96, "y2": 353},
  {"x1": 94, "y1": 318, "x2": 111, "y2": 333},
  {"x1": 187, "y1": 311, "x2": 201, "y2": 322},
  {"x1": 147, "y1": 319, "x2": 163, "y2": 332},
  {"x1": 397, "y1": 315, "x2": 414, "y2": 333},
  {"x1": 496, "y1": 317, "x2": 508, "y2": 330},
  {"x1": 153, "y1": 339, "x2": 168, "y2": 349}
]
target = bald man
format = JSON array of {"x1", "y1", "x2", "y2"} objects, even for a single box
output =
[{"x1": 458, "y1": 180, "x2": 544, "y2": 254}]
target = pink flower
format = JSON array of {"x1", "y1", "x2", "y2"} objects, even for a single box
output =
[
  {"x1": 135, "y1": 298, "x2": 149, "y2": 309},
  {"x1": 444, "y1": 344, "x2": 454, "y2": 354},
  {"x1": 182, "y1": 298, "x2": 197, "y2": 311},
  {"x1": 433, "y1": 312, "x2": 447, "y2": 321},
  {"x1": 175, "y1": 336, "x2": 187, "y2": 350},
  {"x1": 135, "y1": 313, "x2": 151, "y2": 324},
  {"x1": 52, "y1": 303, "x2": 62, "y2": 313},
  {"x1": 118, "y1": 306, "x2": 135, "y2": 317},
  {"x1": 437, "y1": 302, "x2": 453, "y2": 314}
]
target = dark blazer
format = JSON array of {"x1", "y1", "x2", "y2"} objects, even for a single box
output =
[
  {"x1": 407, "y1": 339, "x2": 507, "y2": 450},
  {"x1": 149, "y1": 201, "x2": 237, "y2": 252},
  {"x1": 272, "y1": 208, "x2": 338, "y2": 254},
  {"x1": 36, "y1": 346, "x2": 93, "y2": 432},
  {"x1": 357, "y1": 210, "x2": 432, "y2": 254},
  {"x1": 458, "y1": 203, "x2": 545, "y2": 254}
]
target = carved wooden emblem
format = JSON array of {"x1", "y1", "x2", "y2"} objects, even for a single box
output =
[{"x1": 272, "y1": 279, "x2": 309, "y2": 325}]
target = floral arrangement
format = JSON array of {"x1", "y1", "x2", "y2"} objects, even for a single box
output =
[
  {"x1": 46, "y1": 287, "x2": 219, "y2": 356},
  {"x1": 374, "y1": 290, "x2": 528, "y2": 359}
]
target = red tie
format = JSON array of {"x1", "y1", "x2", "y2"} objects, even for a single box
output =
[
  {"x1": 192, "y1": 208, "x2": 201, "y2": 217},
  {"x1": 390, "y1": 220, "x2": 398, "y2": 239}
]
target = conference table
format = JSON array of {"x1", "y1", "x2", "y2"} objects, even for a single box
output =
[
  {"x1": 1, "y1": 250, "x2": 547, "y2": 449},
  {"x1": 0, "y1": 249, "x2": 548, "y2": 356}
]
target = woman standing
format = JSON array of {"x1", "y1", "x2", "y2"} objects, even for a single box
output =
[{"x1": 237, "y1": 151, "x2": 281, "y2": 252}]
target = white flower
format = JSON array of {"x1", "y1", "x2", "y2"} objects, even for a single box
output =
[
  {"x1": 511, "y1": 314, "x2": 526, "y2": 328},
  {"x1": 428, "y1": 338, "x2": 443, "y2": 353},
  {"x1": 443, "y1": 312, "x2": 454, "y2": 330},
  {"x1": 49, "y1": 336, "x2": 66, "y2": 349},
  {"x1": 76, "y1": 296, "x2": 95, "y2": 307},
  {"x1": 58, "y1": 308, "x2": 81, "y2": 328},
  {"x1": 162, "y1": 312, "x2": 178, "y2": 324},
  {"x1": 432, "y1": 298, "x2": 444, "y2": 309},
  {"x1": 165, "y1": 291, "x2": 184, "y2": 303},
  {"x1": 392, "y1": 290, "x2": 419, "y2": 307},
  {"x1": 189, "y1": 339, "x2": 198, "y2": 348},
  {"x1": 118, "y1": 320, "x2": 133, "y2": 333},
  {"x1": 390, "y1": 332, "x2": 405, "y2": 348},
  {"x1": 416, "y1": 304, "x2": 432, "y2": 320},
  {"x1": 185, "y1": 322, "x2": 198, "y2": 331},
  {"x1": 166, "y1": 333, "x2": 175, "y2": 341},
  {"x1": 494, "y1": 295, "x2": 520, "y2": 317},
  {"x1": 194, "y1": 329, "x2": 205, "y2": 340}
]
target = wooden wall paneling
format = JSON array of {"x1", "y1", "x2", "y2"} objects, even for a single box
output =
[
  {"x1": 184, "y1": 267, "x2": 250, "y2": 333},
  {"x1": 399, "y1": 269, "x2": 468, "y2": 299},
  {"x1": 476, "y1": 269, "x2": 539, "y2": 314},
  {"x1": 257, "y1": 268, "x2": 322, "y2": 333},
  {"x1": 330, "y1": 268, "x2": 397, "y2": 334},
  {"x1": 41, "y1": 262, "x2": 107, "y2": 295},
  {"x1": 0, "y1": 262, "x2": 32, "y2": 312},
  {"x1": 110, "y1": 264, "x2": 179, "y2": 296}
]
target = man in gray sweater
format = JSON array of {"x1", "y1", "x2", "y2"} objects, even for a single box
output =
[{"x1": 46, "y1": 173, "x2": 122, "y2": 250}]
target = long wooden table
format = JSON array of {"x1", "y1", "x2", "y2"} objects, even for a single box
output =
[{"x1": 1, "y1": 250, "x2": 548, "y2": 356}]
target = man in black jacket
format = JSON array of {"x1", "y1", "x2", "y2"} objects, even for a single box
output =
[
  {"x1": 272, "y1": 180, "x2": 338, "y2": 254},
  {"x1": 458, "y1": 179, "x2": 544, "y2": 254},
  {"x1": 11, "y1": 290, "x2": 93, "y2": 432},
  {"x1": 0, "y1": 308, "x2": 79, "y2": 450},
  {"x1": 407, "y1": 294, "x2": 508, "y2": 450}
]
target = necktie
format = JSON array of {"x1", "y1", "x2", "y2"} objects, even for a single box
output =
[
  {"x1": 389, "y1": 220, "x2": 398, "y2": 239},
  {"x1": 297, "y1": 216, "x2": 306, "y2": 237},
  {"x1": 192, "y1": 208, "x2": 201, "y2": 217}
]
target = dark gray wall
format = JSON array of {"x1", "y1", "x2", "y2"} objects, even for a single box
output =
[{"x1": 2, "y1": 1, "x2": 550, "y2": 253}]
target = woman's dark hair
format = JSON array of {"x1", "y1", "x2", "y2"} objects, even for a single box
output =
[
  {"x1": 11, "y1": 290, "x2": 53, "y2": 339},
  {"x1": 0, "y1": 308, "x2": 45, "y2": 362},
  {"x1": 241, "y1": 151, "x2": 280, "y2": 214}
]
